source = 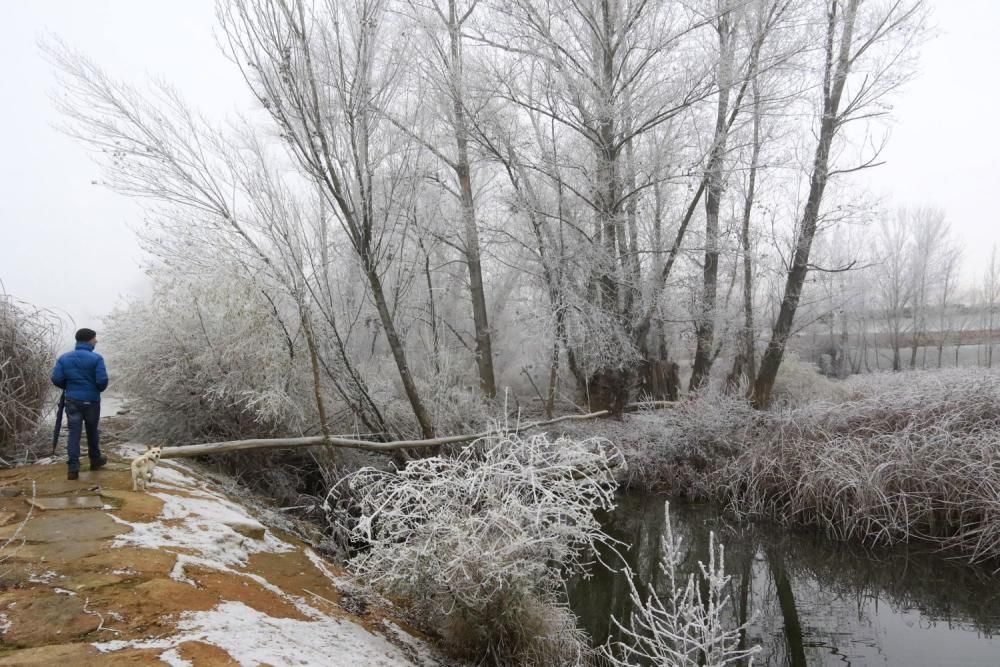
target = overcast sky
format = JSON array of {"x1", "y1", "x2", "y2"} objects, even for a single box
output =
[{"x1": 1, "y1": 1, "x2": 998, "y2": 338}]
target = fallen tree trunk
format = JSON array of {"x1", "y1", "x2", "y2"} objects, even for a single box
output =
[{"x1": 157, "y1": 401, "x2": 676, "y2": 459}]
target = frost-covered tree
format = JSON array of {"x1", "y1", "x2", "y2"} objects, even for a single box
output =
[
  {"x1": 603, "y1": 502, "x2": 759, "y2": 666},
  {"x1": 752, "y1": 0, "x2": 927, "y2": 407}
]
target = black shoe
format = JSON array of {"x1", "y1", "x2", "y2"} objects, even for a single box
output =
[
  {"x1": 90, "y1": 455, "x2": 108, "y2": 471},
  {"x1": 68, "y1": 470, "x2": 79, "y2": 481}
]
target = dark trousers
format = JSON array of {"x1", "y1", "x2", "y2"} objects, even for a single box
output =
[{"x1": 66, "y1": 399, "x2": 101, "y2": 472}]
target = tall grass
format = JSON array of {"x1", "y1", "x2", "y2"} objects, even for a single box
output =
[
  {"x1": 0, "y1": 292, "x2": 59, "y2": 460},
  {"x1": 720, "y1": 369, "x2": 1000, "y2": 565}
]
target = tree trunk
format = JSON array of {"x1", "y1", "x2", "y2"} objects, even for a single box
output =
[
  {"x1": 690, "y1": 13, "x2": 735, "y2": 393},
  {"x1": 726, "y1": 76, "x2": 762, "y2": 394},
  {"x1": 752, "y1": 0, "x2": 859, "y2": 409},
  {"x1": 366, "y1": 266, "x2": 435, "y2": 438},
  {"x1": 447, "y1": 2, "x2": 497, "y2": 398}
]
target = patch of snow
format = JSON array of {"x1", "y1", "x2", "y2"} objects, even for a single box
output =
[
  {"x1": 53, "y1": 587, "x2": 77, "y2": 596},
  {"x1": 97, "y1": 456, "x2": 442, "y2": 666},
  {"x1": 150, "y1": 463, "x2": 209, "y2": 492},
  {"x1": 0, "y1": 612, "x2": 10, "y2": 635},
  {"x1": 304, "y1": 547, "x2": 358, "y2": 592},
  {"x1": 109, "y1": 468, "x2": 292, "y2": 569},
  {"x1": 158, "y1": 648, "x2": 193, "y2": 667},
  {"x1": 97, "y1": 600, "x2": 424, "y2": 666},
  {"x1": 27, "y1": 570, "x2": 61, "y2": 584},
  {"x1": 115, "y1": 442, "x2": 149, "y2": 459},
  {"x1": 32, "y1": 456, "x2": 56, "y2": 466}
]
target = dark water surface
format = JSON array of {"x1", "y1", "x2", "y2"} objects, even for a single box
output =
[{"x1": 568, "y1": 494, "x2": 1000, "y2": 666}]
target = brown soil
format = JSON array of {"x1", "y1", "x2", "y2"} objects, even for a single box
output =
[{"x1": 0, "y1": 453, "x2": 419, "y2": 665}]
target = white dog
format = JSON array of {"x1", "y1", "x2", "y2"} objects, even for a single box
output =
[{"x1": 131, "y1": 446, "x2": 162, "y2": 492}]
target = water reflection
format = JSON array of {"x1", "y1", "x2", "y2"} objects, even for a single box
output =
[{"x1": 568, "y1": 494, "x2": 1000, "y2": 666}]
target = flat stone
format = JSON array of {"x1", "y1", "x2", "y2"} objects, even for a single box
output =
[
  {"x1": 60, "y1": 572, "x2": 125, "y2": 592},
  {"x1": 0, "y1": 592, "x2": 101, "y2": 647},
  {"x1": 0, "y1": 510, "x2": 128, "y2": 544},
  {"x1": 26, "y1": 496, "x2": 106, "y2": 511},
  {"x1": 0, "y1": 487, "x2": 22, "y2": 498},
  {"x1": 0, "y1": 511, "x2": 17, "y2": 526},
  {"x1": 0, "y1": 643, "x2": 101, "y2": 666}
]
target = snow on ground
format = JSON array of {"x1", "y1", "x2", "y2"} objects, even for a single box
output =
[
  {"x1": 109, "y1": 463, "x2": 293, "y2": 569},
  {"x1": 96, "y1": 455, "x2": 445, "y2": 666},
  {"x1": 97, "y1": 600, "x2": 429, "y2": 666}
]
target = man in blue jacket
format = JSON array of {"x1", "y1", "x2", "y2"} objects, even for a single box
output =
[{"x1": 51, "y1": 328, "x2": 109, "y2": 480}]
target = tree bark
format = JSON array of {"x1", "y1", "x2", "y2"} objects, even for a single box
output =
[
  {"x1": 753, "y1": 0, "x2": 859, "y2": 409},
  {"x1": 446, "y1": 0, "x2": 497, "y2": 398},
  {"x1": 690, "y1": 11, "x2": 735, "y2": 393},
  {"x1": 367, "y1": 265, "x2": 435, "y2": 438}
]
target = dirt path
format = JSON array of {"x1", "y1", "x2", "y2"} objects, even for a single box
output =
[{"x1": 0, "y1": 449, "x2": 446, "y2": 666}]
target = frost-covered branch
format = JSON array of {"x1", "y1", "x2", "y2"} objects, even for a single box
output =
[
  {"x1": 332, "y1": 431, "x2": 622, "y2": 664},
  {"x1": 604, "y1": 501, "x2": 759, "y2": 667}
]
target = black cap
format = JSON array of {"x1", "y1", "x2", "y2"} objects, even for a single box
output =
[{"x1": 75, "y1": 328, "x2": 97, "y2": 342}]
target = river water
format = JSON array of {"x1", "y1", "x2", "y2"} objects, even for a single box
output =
[{"x1": 568, "y1": 494, "x2": 1000, "y2": 666}]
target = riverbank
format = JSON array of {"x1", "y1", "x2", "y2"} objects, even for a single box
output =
[{"x1": 0, "y1": 446, "x2": 451, "y2": 665}]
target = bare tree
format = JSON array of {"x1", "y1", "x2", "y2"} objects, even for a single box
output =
[
  {"x1": 398, "y1": 0, "x2": 498, "y2": 398},
  {"x1": 219, "y1": 0, "x2": 436, "y2": 436},
  {"x1": 906, "y1": 207, "x2": 946, "y2": 369},
  {"x1": 875, "y1": 212, "x2": 911, "y2": 371},
  {"x1": 935, "y1": 237, "x2": 961, "y2": 368},
  {"x1": 752, "y1": 0, "x2": 927, "y2": 407},
  {"x1": 984, "y1": 244, "x2": 1000, "y2": 369}
]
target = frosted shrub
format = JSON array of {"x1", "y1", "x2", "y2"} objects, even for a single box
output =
[
  {"x1": 105, "y1": 270, "x2": 315, "y2": 444},
  {"x1": 0, "y1": 293, "x2": 58, "y2": 459},
  {"x1": 604, "y1": 502, "x2": 758, "y2": 667},
  {"x1": 335, "y1": 432, "x2": 622, "y2": 665},
  {"x1": 580, "y1": 393, "x2": 756, "y2": 495}
]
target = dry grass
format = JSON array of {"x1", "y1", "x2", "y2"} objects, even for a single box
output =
[
  {"x1": 719, "y1": 369, "x2": 1000, "y2": 565},
  {"x1": 0, "y1": 292, "x2": 59, "y2": 461},
  {"x1": 565, "y1": 392, "x2": 758, "y2": 497}
]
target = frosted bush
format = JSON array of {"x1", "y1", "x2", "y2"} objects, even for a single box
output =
[
  {"x1": 105, "y1": 269, "x2": 316, "y2": 443},
  {"x1": 574, "y1": 393, "x2": 757, "y2": 495},
  {"x1": 0, "y1": 293, "x2": 59, "y2": 458},
  {"x1": 721, "y1": 368, "x2": 1000, "y2": 563},
  {"x1": 604, "y1": 502, "x2": 758, "y2": 667},
  {"x1": 333, "y1": 432, "x2": 622, "y2": 665}
]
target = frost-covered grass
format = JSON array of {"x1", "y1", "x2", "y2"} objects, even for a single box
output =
[
  {"x1": 720, "y1": 369, "x2": 1000, "y2": 564},
  {"x1": 0, "y1": 292, "x2": 58, "y2": 460},
  {"x1": 603, "y1": 502, "x2": 758, "y2": 667},
  {"x1": 564, "y1": 392, "x2": 757, "y2": 497},
  {"x1": 333, "y1": 431, "x2": 622, "y2": 665}
]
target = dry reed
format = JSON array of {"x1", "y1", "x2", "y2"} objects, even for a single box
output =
[{"x1": 720, "y1": 369, "x2": 1000, "y2": 565}]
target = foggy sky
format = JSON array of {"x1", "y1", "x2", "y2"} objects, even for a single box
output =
[{"x1": 1, "y1": 0, "x2": 997, "y2": 340}]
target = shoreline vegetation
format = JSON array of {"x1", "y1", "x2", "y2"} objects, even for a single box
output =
[{"x1": 6, "y1": 294, "x2": 1000, "y2": 663}]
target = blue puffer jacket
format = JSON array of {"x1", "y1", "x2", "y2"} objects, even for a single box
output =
[{"x1": 51, "y1": 342, "x2": 109, "y2": 402}]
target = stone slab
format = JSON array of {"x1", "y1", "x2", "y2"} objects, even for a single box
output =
[
  {"x1": 26, "y1": 495, "x2": 106, "y2": 511},
  {"x1": 0, "y1": 510, "x2": 17, "y2": 526},
  {"x1": 0, "y1": 510, "x2": 127, "y2": 544}
]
